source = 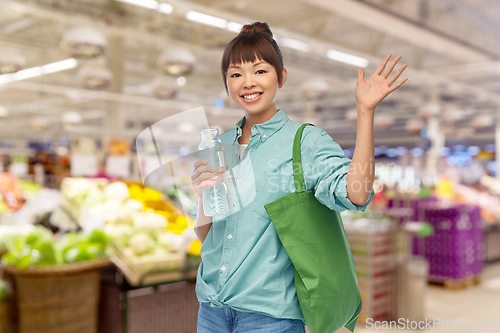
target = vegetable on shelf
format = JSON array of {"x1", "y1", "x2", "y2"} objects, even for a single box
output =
[
  {"x1": 0, "y1": 172, "x2": 27, "y2": 211},
  {"x1": 56, "y1": 178, "x2": 201, "y2": 284},
  {"x1": 1, "y1": 227, "x2": 110, "y2": 268},
  {"x1": 128, "y1": 233, "x2": 156, "y2": 256},
  {"x1": 2, "y1": 227, "x2": 57, "y2": 268}
]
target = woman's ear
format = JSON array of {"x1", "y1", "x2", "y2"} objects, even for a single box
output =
[{"x1": 278, "y1": 67, "x2": 288, "y2": 89}]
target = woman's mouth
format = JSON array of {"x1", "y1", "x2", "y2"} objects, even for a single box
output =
[{"x1": 241, "y1": 92, "x2": 263, "y2": 103}]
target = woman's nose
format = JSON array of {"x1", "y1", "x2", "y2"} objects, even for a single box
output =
[{"x1": 243, "y1": 76, "x2": 256, "y2": 88}]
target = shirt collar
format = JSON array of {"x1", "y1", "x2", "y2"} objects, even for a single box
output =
[{"x1": 234, "y1": 109, "x2": 289, "y2": 143}]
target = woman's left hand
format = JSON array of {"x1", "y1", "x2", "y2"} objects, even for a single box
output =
[{"x1": 355, "y1": 54, "x2": 408, "y2": 116}]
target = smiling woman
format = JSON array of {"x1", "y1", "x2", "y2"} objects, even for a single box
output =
[
  {"x1": 221, "y1": 22, "x2": 285, "y2": 95},
  {"x1": 192, "y1": 20, "x2": 407, "y2": 333},
  {"x1": 220, "y1": 23, "x2": 288, "y2": 143}
]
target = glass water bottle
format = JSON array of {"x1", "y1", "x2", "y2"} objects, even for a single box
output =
[{"x1": 198, "y1": 129, "x2": 230, "y2": 216}]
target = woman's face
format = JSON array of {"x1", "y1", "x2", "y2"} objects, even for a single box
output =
[{"x1": 226, "y1": 59, "x2": 285, "y2": 116}]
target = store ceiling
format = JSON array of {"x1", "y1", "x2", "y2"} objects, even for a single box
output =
[{"x1": 0, "y1": 0, "x2": 500, "y2": 149}]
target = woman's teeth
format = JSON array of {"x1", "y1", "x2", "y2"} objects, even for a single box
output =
[{"x1": 243, "y1": 93, "x2": 261, "y2": 100}]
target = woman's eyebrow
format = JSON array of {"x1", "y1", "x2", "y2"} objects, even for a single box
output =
[
  {"x1": 252, "y1": 62, "x2": 266, "y2": 67},
  {"x1": 229, "y1": 62, "x2": 266, "y2": 69}
]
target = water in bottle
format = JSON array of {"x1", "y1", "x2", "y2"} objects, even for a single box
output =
[{"x1": 198, "y1": 129, "x2": 230, "y2": 216}]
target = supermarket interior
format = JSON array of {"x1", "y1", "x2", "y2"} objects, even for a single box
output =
[{"x1": 1, "y1": 0, "x2": 500, "y2": 332}]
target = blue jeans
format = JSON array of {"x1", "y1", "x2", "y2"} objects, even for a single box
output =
[{"x1": 197, "y1": 302, "x2": 307, "y2": 333}]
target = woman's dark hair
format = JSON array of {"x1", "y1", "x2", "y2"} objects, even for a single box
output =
[{"x1": 221, "y1": 22, "x2": 284, "y2": 94}]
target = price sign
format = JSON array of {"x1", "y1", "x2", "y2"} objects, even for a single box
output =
[
  {"x1": 70, "y1": 154, "x2": 98, "y2": 176},
  {"x1": 105, "y1": 155, "x2": 131, "y2": 178}
]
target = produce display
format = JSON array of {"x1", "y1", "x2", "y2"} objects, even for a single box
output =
[
  {"x1": 1, "y1": 227, "x2": 109, "y2": 268},
  {"x1": 383, "y1": 177, "x2": 500, "y2": 225},
  {"x1": 0, "y1": 173, "x2": 42, "y2": 214},
  {"x1": 342, "y1": 208, "x2": 394, "y2": 234},
  {"x1": 0, "y1": 173, "x2": 26, "y2": 212},
  {"x1": 58, "y1": 178, "x2": 200, "y2": 284},
  {"x1": 17, "y1": 179, "x2": 42, "y2": 198},
  {"x1": 0, "y1": 175, "x2": 200, "y2": 287},
  {"x1": 454, "y1": 180, "x2": 500, "y2": 223},
  {"x1": 0, "y1": 225, "x2": 35, "y2": 253},
  {"x1": 60, "y1": 178, "x2": 197, "y2": 248}
]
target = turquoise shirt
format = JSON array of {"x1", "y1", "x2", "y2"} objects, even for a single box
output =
[{"x1": 191, "y1": 109, "x2": 373, "y2": 321}]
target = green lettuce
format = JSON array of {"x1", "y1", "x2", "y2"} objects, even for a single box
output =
[{"x1": 2, "y1": 228, "x2": 109, "y2": 268}]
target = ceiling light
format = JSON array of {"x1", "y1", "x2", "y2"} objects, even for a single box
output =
[
  {"x1": 78, "y1": 65, "x2": 113, "y2": 90},
  {"x1": 279, "y1": 38, "x2": 311, "y2": 53},
  {"x1": 227, "y1": 22, "x2": 243, "y2": 33},
  {"x1": 327, "y1": 50, "x2": 369, "y2": 68},
  {"x1": 116, "y1": 0, "x2": 172, "y2": 14},
  {"x1": 406, "y1": 118, "x2": 425, "y2": 135},
  {"x1": 151, "y1": 76, "x2": 176, "y2": 99},
  {"x1": 418, "y1": 103, "x2": 440, "y2": 121},
  {"x1": 300, "y1": 78, "x2": 329, "y2": 100},
  {"x1": 62, "y1": 111, "x2": 83, "y2": 126},
  {"x1": 472, "y1": 114, "x2": 494, "y2": 131},
  {"x1": 12, "y1": 67, "x2": 43, "y2": 80},
  {"x1": 42, "y1": 58, "x2": 78, "y2": 74},
  {"x1": 186, "y1": 11, "x2": 227, "y2": 29},
  {"x1": 158, "y1": 3, "x2": 173, "y2": 14},
  {"x1": 32, "y1": 117, "x2": 49, "y2": 131},
  {"x1": 442, "y1": 106, "x2": 464, "y2": 126},
  {"x1": 157, "y1": 47, "x2": 196, "y2": 76},
  {"x1": 0, "y1": 58, "x2": 78, "y2": 85},
  {"x1": 61, "y1": 27, "x2": 107, "y2": 58},
  {"x1": 116, "y1": 0, "x2": 158, "y2": 10},
  {"x1": 177, "y1": 76, "x2": 186, "y2": 86},
  {"x1": 0, "y1": 75, "x2": 13, "y2": 84},
  {"x1": 375, "y1": 113, "x2": 395, "y2": 130}
]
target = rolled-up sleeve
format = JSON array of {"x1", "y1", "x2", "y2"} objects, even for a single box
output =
[{"x1": 303, "y1": 129, "x2": 374, "y2": 212}]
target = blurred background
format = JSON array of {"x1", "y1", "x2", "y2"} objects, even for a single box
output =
[{"x1": 0, "y1": 0, "x2": 500, "y2": 332}]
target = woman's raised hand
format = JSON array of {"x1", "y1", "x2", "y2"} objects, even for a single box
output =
[
  {"x1": 191, "y1": 160, "x2": 227, "y2": 199},
  {"x1": 354, "y1": 54, "x2": 408, "y2": 116}
]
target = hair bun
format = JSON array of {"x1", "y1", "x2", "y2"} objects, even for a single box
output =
[{"x1": 238, "y1": 22, "x2": 273, "y2": 37}]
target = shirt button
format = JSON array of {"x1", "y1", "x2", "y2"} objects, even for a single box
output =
[
  {"x1": 263, "y1": 134, "x2": 267, "y2": 139},
  {"x1": 241, "y1": 176, "x2": 244, "y2": 180},
  {"x1": 228, "y1": 234, "x2": 232, "y2": 240},
  {"x1": 232, "y1": 202, "x2": 235, "y2": 207},
  {"x1": 221, "y1": 266, "x2": 226, "y2": 272},
  {"x1": 229, "y1": 175, "x2": 233, "y2": 179}
]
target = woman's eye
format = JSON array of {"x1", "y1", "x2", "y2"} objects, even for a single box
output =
[
  {"x1": 230, "y1": 73, "x2": 241, "y2": 77},
  {"x1": 257, "y1": 70, "x2": 266, "y2": 74}
]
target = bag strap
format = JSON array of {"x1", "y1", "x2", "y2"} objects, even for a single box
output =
[{"x1": 292, "y1": 123, "x2": 315, "y2": 193}]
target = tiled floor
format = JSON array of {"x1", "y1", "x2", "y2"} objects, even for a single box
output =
[{"x1": 337, "y1": 262, "x2": 500, "y2": 332}]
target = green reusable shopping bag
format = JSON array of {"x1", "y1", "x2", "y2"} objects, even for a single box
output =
[{"x1": 264, "y1": 123, "x2": 362, "y2": 333}]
